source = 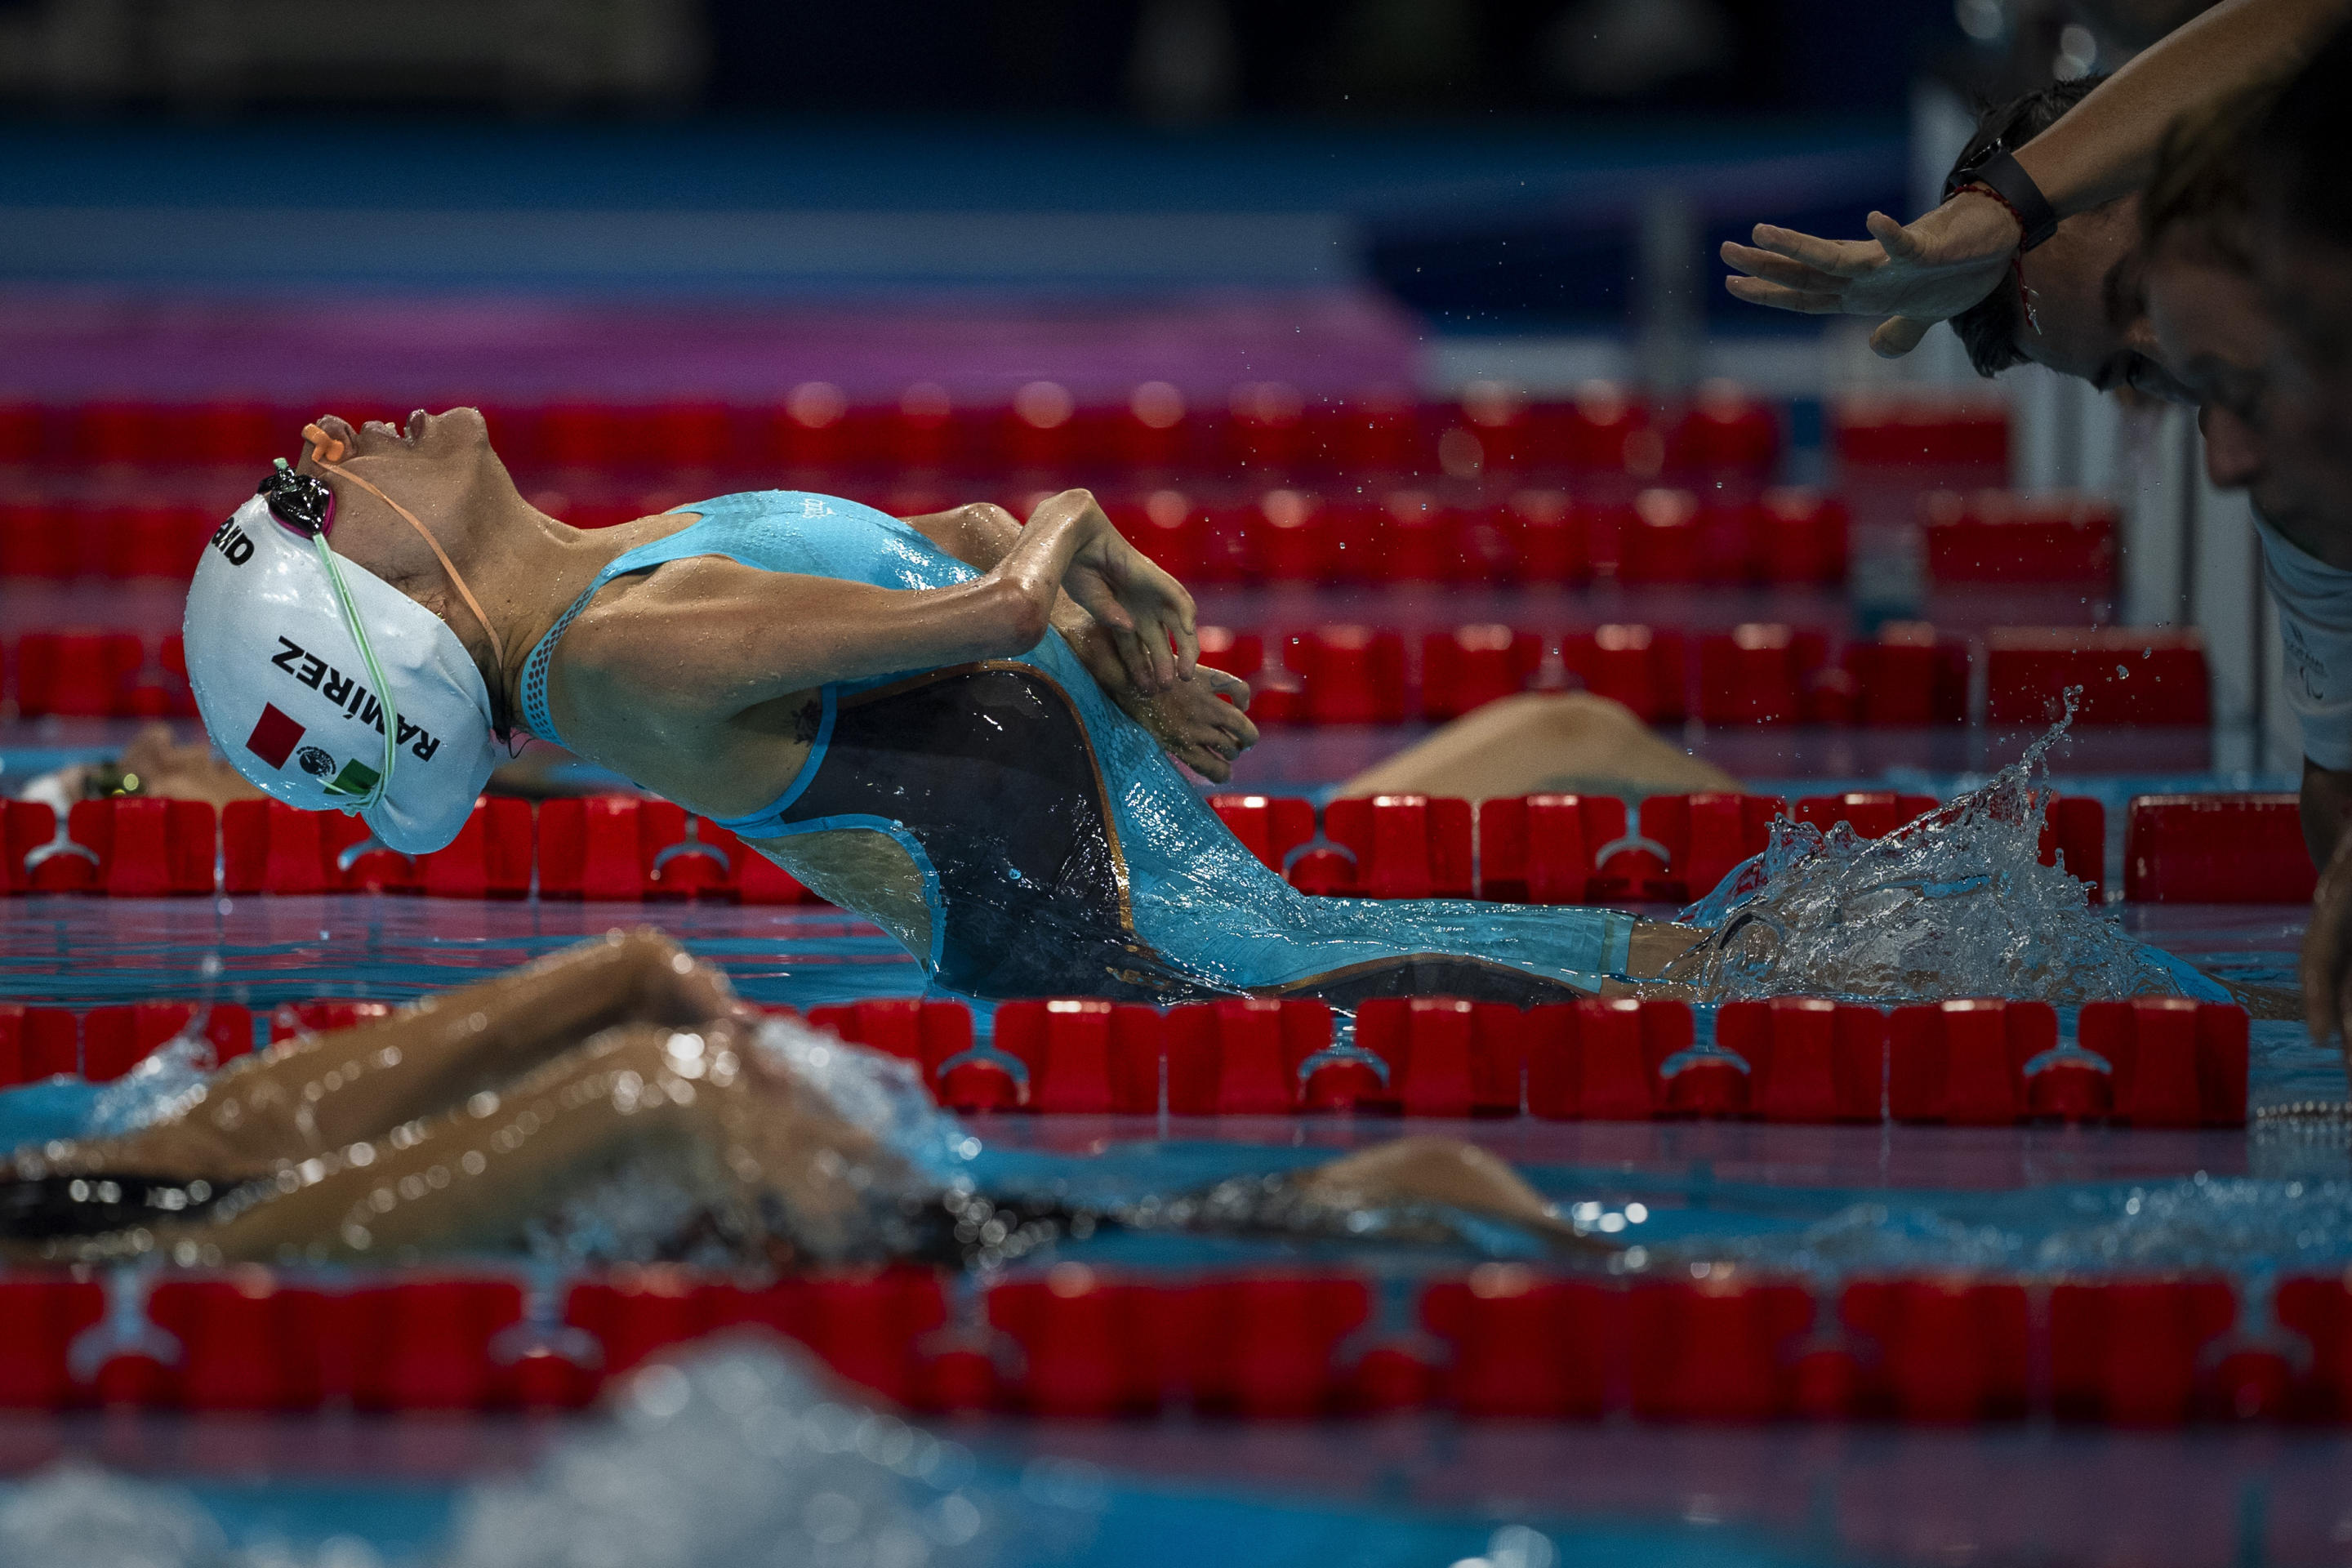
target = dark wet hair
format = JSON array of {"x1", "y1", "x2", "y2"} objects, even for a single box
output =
[
  {"x1": 2141, "y1": 80, "x2": 2279, "y2": 276},
  {"x1": 2251, "y1": 16, "x2": 2352, "y2": 247},
  {"x1": 1945, "y1": 74, "x2": 2108, "y2": 378}
]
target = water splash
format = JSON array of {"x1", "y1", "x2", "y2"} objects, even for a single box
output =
[
  {"x1": 1662, "y1": 700, "x2": 2202, "y2": 1005},
  {"x1": 0, "y1": 1339, "x2": 1078, "y2": 1568}
]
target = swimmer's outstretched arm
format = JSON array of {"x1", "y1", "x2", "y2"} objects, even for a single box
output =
[
  {"x1": 1723, "y1": 0, "x2": 2350, "y2": 356},
  {"x1": 177, "y1": 1074, "x2": 1610, "y2": 1267},
  {"x1": 48, "y1": 931, "x2": 742, "y2": 1186},
  {"x1": 175, "y1": 1013, "x2": 892, "y2": 1267},
  {"x1": 553, "y1": 489, "x2": 1208, "y2": 798},
  {"x1": 560, "y1": 487, "x2": 1190, "y2": 728}
]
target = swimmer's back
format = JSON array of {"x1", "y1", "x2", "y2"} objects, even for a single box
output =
[{"x1": 623, "y1": 491, "x2": 980, "y2": 595}]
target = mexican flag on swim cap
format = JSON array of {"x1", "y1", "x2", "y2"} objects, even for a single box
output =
[{"x1": 182, "y1": 472, "x2": 499, "y2": 855}]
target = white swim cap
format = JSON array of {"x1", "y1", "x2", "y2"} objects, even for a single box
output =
[{"x1": 182, "y1": 465, "x2": 499, "y2": 854}]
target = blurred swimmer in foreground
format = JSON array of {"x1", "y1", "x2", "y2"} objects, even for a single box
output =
[
  {"x1": 179, "y1": 410, "x2": 1703, "y2": 1008},
  {"x1": 0, "y1": 933, "x2": 1599, "y2": 1268},
  {"x1": 3, "y1": 723, "x2": 596, "y2": 814}
]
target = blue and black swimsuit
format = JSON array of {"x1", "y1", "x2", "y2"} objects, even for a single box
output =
[{"x1": 519, "y1": 492, "x2": 1636, "y2": 1007}]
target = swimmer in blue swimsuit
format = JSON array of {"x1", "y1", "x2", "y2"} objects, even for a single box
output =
[{"x1": 265, "y1": 409, "x2": 1697, "y2": 1007}]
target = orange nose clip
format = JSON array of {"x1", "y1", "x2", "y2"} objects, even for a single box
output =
[{"x1": 301, "y1": 421, "x2": 348, "y2": 464}]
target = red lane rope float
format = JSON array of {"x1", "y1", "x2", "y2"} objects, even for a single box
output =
[
  {"x1": 8, "y1": 621, "x2": 2211, "y2": 738},
  {"x1": 0, "y1": 1262, "x2": 2327, "y2": 1426},
  {"x1": 5, "y1": 789, "x2": 2117, "y2": 903},
  {"x1": 0, "y1": 994, "x2": 2250, "y2": 1126},
  {"x1": 0, "y1": 389, "x2": 1821, "y2": 486}
]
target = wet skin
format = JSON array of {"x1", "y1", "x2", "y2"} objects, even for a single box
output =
[
  {"x1": 6, "y1": 933, "x2": 1606, "y2": 1266},
  {"x1": 1722, "y1": 191, "x2": 2193, "y2": 399}
]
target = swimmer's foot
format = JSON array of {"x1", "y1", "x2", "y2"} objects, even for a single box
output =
[
  {"x1": 1601, "y1": 920, "x2": 1708, "y2": 1000},
  {"x1": 1597, "y1": 976, "x2": 1702, "y2": 1003},
  {"x1": 1625, "y1": 920, "x2": 1706, "y2": 978},
  {"x1": 2218, "y1": 976, "x2": 2302, "y2": 1021}
]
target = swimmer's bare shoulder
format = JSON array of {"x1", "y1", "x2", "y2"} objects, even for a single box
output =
[
  {"x1": 547, "y1": 557, "x2": 808, "y2": 754},
  {"x1": 542, "y1": 558, "x2": 852, "y2": 824}
]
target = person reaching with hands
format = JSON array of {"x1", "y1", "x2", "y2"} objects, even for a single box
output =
[
  {"x1": 1725, "y1": 0, "x2": 2352, "y2": 1046},
  {"x1": 1721, "y1": 0, "x2": 2348, "y2": 374},
  {"x1": 2123, "y1": 75, "x2": 2352, "y2": 1043}
]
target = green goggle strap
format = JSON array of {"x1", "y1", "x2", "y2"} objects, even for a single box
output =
[{"x1": 308, "y1": 534, "x2": 399, "y2": 813}]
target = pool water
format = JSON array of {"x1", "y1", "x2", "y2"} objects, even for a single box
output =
[
  {"x1": 2, "y1": 894, "x2": 2344, "y2": 1269},
  {"x1": 1, "y1": 808, "x2": 2345, "y2": 1564}
]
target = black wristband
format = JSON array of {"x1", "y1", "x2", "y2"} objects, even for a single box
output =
[{"x1": 1945, "y1": 147, "x2": 2060, "y2": 252}]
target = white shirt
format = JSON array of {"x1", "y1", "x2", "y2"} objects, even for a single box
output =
[{"x1": 2257, "y1": 511, "x2": 2352, "y2": 770}]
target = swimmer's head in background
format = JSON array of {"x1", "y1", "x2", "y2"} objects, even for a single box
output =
[{"x1": 180, "y1": 425, "x2": 501, "y2": 854}]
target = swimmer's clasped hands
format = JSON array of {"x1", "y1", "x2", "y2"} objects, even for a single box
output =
[
  {"x1": 1116, "y1": 665, "x2": 1259, "y2": 783},
  {"x1": 1039, "y1": 489, "x2": 1200, "y2": 697},
  {"x1": 1028, "y1": 491, "x2": 1256, "y2": 781}
]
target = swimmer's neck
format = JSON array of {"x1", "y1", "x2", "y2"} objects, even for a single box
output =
[{"x1": 433, "y1": 497, "x2": 700, "y2": 733}]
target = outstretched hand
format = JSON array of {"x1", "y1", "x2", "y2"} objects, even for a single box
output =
[
  {"x1": 2303, "y1": 831, "x2": 2352, "y2": 1051},
  {"x1": 1721, "y1": 194, "x2": 2024, "y2": 359}
]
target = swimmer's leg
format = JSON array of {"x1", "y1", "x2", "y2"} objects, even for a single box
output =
[
  {"x1": 67, "y1": 931, "x2": 743, "y2": 1183},
  {"x1": 1261, "y1": 921, "x2": 1707, "y2": 1009},
  {"x1": 2136, "y1": 938, "x2": 2303, "y2": 1020},
  {"x1": 2216, "y1": 976, "x2": 2304, "y2": 1020},
  {"x1": 1626, "y1": 920, "x2": 1708, "y2": 980},
  {"x1": 1335, "y1": 692, "x2": 1740, "y2": 802}
]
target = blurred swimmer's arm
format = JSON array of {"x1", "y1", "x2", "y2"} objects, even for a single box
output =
[
  {"x1": 2301, "y1": 758, "x2": 2352, "y2": 1045},
  {"x1": 1298, "y1": 1135, "x2": 1614, "y2": 1254},
  {"x1": 1723, "y1": 0, "x2": 2351, "y2": 356}
]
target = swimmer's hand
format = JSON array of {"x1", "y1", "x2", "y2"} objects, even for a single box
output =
[
  {"x1": 2304, "y1": 828, "x2": 2352, "y2": 1049},
  {"x1": 1125, "y1": 666, "x2": 1261, "y2": 784},
  {"x1": 1721, "y1": 194, "x2": 2023, "y2": 359},
  {"x1": 1044, "y1": 492, "x2": 1200, "y2": 695},
  {"x1": 1054, "y1": 593, "x2": 1257, "y2": 779}
]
